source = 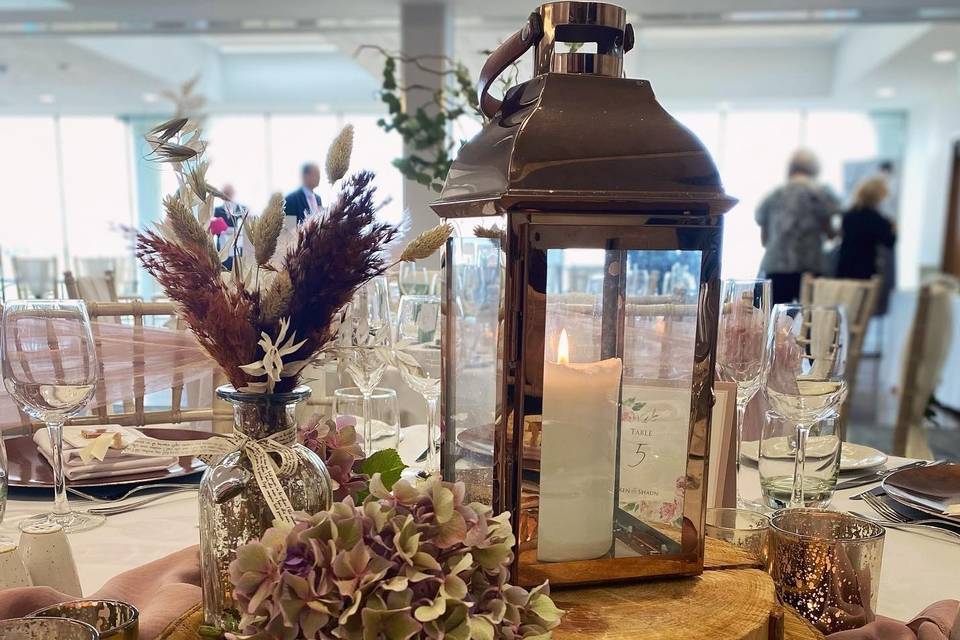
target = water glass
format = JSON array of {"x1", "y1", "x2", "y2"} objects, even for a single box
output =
[
  {"x1": 30, "y1": 599, "x2": 139, "y2": 640},
  {"x1": 759, "y1": 411, "x2": 840, "y2": 509},
  {"x1": 0, "y1": 435, "x2": 7, "y2": 526},
  {"x1": 704, "y1": 507, "x2": 769, "y2": 565},
  {"x1": 333, "y1": 387, "x2": 400, "y2": 453},
  {"x1": 769, "y1": 509, "x2": 884, "y2": 634}
]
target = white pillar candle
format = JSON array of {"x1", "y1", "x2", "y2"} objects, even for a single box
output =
[{"x1": 538, "y1": 329, "x2": 623, "y2": 562}]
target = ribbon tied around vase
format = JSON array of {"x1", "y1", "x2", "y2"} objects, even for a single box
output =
[{"x1": 88, "y1": 428, "x2": 300, "y2": 524}]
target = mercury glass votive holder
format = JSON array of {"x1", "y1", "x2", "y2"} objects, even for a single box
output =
[
  {"x1": 769, "y1": 509, "x2": 884, "y2": 634},
  {"x1": 29, "y1": 599, "x2": 138, "y2": 639},
  {"x1": 0, "y1": 617, "x2": 100, "y2": 639},
  {"x1": 705, "y1": 507, "x2": 769, "y2": 565}
]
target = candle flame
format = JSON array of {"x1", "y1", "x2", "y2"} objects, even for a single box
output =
[{"x1": 558, "y1": 328, "x2": 569, "y2": 364}]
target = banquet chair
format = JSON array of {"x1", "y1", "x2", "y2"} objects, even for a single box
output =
[
  {"x1": 64, "y1": 269, "x2": 119, "y2": 303},
  {"x1": 12, "y1": 256, "x2": 59, "y2": 299},
  {"x1": 892, "y1": 280, "x2": 957, "y2": 458},
  {"x1": 800, "y1": 274, "x2": 882, "y2": 436},
  {"x1": 9, "y1": 300, "x2": 231, "y2": 435}
]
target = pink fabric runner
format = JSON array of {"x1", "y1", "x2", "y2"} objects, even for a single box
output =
[
  {"x1": 0, "y1": 319, "x2": 216, "y2": 431},
  {"x1": 0, "y1": 546, "x2": 201, "y2": 640}
]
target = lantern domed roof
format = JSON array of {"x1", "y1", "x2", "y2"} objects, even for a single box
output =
[{"x1": 431, "y1": 71, "x2": 736, "y2": 219}]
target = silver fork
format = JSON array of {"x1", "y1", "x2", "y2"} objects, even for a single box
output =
[
  {"x1": 862, "y1": 493, "x2": 960, "y2": 533},
  {"x1": 86, "y1": 487, "x2": 197, "y2": 516},
  {"x1": 68, "y1": 483, "x2": 198, "y2": 504},
  {"x1": 851, "y1": 511, "x2": 960, "y2": 541}
]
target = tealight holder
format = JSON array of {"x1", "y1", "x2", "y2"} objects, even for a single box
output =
[
  {"x1": 0, "y1": 617, "x2": 100, "y2": 640},
  {"x1": 30, "y1": 599, "x2": 139, "y2": 640},
  {"x1": 769, "y1": 508, "x2": 884, "y2": 634}
]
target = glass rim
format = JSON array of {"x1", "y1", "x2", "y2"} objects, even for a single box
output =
[
  {"x1": 705, "y1": 507, "x2": 770, "y2": 531},
  {"x1": 29, "y1": 598, "x2": 140, "y2": 634},
  {"x1": 216, "y1": 384, "x2": 311, "y2": 404},
  {"x1": 0, "y1": 617, "x2": 100, "y2": 637},
  {"x1": 769, "y1": 508, "x2": 885, "y2": 543},
  {"x1": 772, "y1": 302, "x2": 846, "y2": 313},
  {"x1": 334, "y1": 386, "x2": 398, "y2": 400},
  {"x1": 398, "y1": 294, "x2": 440, "y2": 302}
]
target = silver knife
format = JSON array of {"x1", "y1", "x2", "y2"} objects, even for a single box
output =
[{"x1": 835, "y1": 460, "x2": 930, "y2": 491}]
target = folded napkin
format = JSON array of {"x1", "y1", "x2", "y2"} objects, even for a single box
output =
[
  {"x1": 34, "y1": 426, "x2": 178, "y2": 481},
  {"x1": 0, "y1": 546, "x2": 201, "y2": 640},
  {"x1": 828, "y1": 601, "x2": 959, "y2": 640}
]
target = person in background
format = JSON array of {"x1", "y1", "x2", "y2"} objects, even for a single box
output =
[
  {"x1": 284, "y1": 163, "x2": 322, "y2": 224},
  {"x1": 212, "y1": 184, "x2": 246, "y2": 269},
  {"x1": 835, "y1": 176, "x2": 896, "y2": 280},
  {"x1": 755, "y1": 149, "x2": 840, "y2": 303}
]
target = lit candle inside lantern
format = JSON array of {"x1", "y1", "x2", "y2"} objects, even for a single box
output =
[{"x1": 538, "y1": 329, "x2": 623, "y2": 562}]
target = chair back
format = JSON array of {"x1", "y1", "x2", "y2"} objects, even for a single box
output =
[
  {"x1": 64, "y1": 270, "x2": 119, "y2": 303},
  {"x1": 800, "y1": 274, "x2": 882, "y2": 435},
  {"x1": 12, "y1": 256, "x2": 58, "y2": 299},
  {"x1": 893, "y1": 280, "x2": 957, "y2": 457}
]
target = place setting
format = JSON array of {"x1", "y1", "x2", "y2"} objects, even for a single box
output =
[{"x1": 0, "y1": 2, "x2": 958, "y2": 639}]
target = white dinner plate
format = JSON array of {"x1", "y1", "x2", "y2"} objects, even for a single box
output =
[{"x1": 741, "y1": 439, "x2": 887, "y2": 472}]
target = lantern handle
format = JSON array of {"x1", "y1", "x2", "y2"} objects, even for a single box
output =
[{"x1": 478, "y1": 12, "x2": 543, "y2": 120}]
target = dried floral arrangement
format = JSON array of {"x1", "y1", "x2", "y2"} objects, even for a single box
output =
[
  {"x1": 228, "y1": 474, "x2": 563, "y2": 640},
  {"x1": 136, "y1": 116, "x2": 452, "y2": 394}
]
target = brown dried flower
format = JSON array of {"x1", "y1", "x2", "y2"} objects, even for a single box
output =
[
  {"x1": 398, "y1": 222, "x2": 453, "y2": 262},
  {"x1": 326, "y1": 124, "x2": 354, "y2": 185}
]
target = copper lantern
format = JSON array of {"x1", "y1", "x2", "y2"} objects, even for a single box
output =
[{"x1": 431, "y1": 0, "x2": 736, "y2": 587}]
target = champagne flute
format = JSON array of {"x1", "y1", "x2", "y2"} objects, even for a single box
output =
[
  {"x1": 399, "y1": 263, "x2": 431, "y2": 296},
  {"x1": 764, "y1": 304, "x2": 847, "y2": 508},
  {"x1": 338, "y1": 277, "x2": 392, "y2": 455},
  {"x1": 715, "y1": 279, "x2": 771, "y2": 508},
  {"x1": 394, "y1": 295, "x2": 442, "y2": 476},
  {"x1": 1, "y1": 300, "x2": 104, "y2": 532}
]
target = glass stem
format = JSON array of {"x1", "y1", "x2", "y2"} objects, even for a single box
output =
[
  {"x1": 361, "y1": 392, "x2": 373, "y2": 455},
  {"x1": 425, "y1": 396, "x2": 440, "y2": 475},
  {"x1": 791, "y1": 422, "x2": 810, "y2": 508},
  {"x1": 735, "y1": 398, "x2": 747, "y2": 504},
  {"x1": 47, "y1": 421, "x2": 71, "y2": 517}
]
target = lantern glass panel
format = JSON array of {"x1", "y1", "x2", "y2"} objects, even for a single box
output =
[
  {"x1": 531, "y1": 247, "x2": 701, "y2": 564},
  {"x1": 441, "y1": 216, "x2": 505, "y2": 505}
]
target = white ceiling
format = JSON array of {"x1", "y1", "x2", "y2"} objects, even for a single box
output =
[{"x1": 0, "y1": 0, "x2": 957, "y2": 114}]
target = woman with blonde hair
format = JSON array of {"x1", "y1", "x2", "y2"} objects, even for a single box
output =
[{"x1": 836, "y1": 175, "x2": 896, "y2": 280}]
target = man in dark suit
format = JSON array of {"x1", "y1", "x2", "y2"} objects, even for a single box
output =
[{"x1": 284, "y1": 163, "x2": 322, "y2": 224}]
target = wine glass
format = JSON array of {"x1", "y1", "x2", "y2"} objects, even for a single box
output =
[
  {"x1": 764, "y1": 304, "x2": 848, "y2": 508},
  {"x1": 1, "y1": 300, "x2": 104, "y2": 532},
  {"x1": 715, "y1": 279, "x2": 771, "y2": 508},
  {"x1": 338, "y1": 277, "x2": 393, "y2": 455},
  {"x1": 399, "y1": 263, "x2": 432, "y2": 296},
  {"x1": 395, "y1": 295, "x2": 442, "y2": 476}
]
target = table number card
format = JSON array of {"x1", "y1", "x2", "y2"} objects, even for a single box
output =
[
  {"x1": 707, "y1": 381, "x2": 738, "y2": 509},
  {"x1": 618, "y1": 384, "x2": 692, "y2": 526}
]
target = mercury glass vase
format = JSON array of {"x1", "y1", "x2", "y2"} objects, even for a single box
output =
[{"x1": 199, "y1": 385, "x2": 332, "y2": 632}]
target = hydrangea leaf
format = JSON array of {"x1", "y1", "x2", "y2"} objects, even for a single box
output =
[{"x1": 359, "y1": 449, "x2": 407, "y2": 492}]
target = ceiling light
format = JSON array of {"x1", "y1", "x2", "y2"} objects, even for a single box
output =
[
  {"x1": 219, "y1": 43, "x2": 337, "y2": 55},
  {"x1": 932, "y1": 50, "x2": 957, "y2": 64},
  {"x1": 142, "y1": 92, "x2": 159, "y2": 103},
  {"x1": 875, "y1": 87, "x2": 895, "y2": 99},
  {"x1": 314, "y1": 103, "x2": 331, "y2": 113},
  {"x1": 38, "y1": 93, "x2": 55, "y2": 104}
]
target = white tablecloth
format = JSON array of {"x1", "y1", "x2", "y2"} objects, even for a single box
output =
[{"x1": 2, "y1": 439, "x2": 957, "y2": 623}]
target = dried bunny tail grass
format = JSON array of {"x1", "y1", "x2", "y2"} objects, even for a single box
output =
[
  {"x1": 326, "y1": 124, "x2": 354, "y2": 185},
  {"x1": 254, "y1": 193, "x2": 285, "y2": 266},
  {"x1": 163, "y1": 194, "x2": 220, "y2": 269},
  {"x1": 399, "y1": 223, "x2": 453, "y2": 262},
  {"x1": 473, "y1": 223, "x2": 507, "y2": 248},
  {"x1": 259, "y1": 269, "x2": 293, "y2": 325}
]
